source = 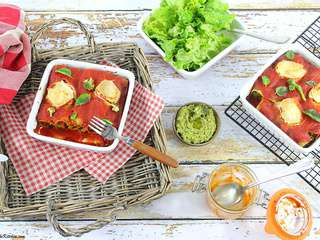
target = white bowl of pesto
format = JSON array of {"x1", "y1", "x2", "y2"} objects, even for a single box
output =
[{"x1": 173, "y1": 102, "x2": 220, "y2": 146}]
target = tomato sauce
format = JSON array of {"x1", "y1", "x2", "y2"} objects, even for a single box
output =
[
  {"x1": 247, "y1": 53, "x2": 320, "y2": 147},
  {"x1": 36, "y1": 64, "x2": 129, "y2": 146}
]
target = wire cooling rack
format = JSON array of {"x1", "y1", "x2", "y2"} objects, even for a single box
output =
[{"x1": 225, "y1": 16, "x2": 320, "y2": 194}]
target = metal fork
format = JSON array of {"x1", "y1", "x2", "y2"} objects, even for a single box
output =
[{"x1": 89, "y1": 116, "x2": 179, "y2": 168}]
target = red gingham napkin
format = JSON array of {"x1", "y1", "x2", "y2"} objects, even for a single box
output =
[
  {"x1": 85, "y1": 83, "x2": 164, "y2": 182},
  {"x1": 0, "y1": 4, "x2": 31, "y2": 104},
  {"x1": 0, "y1": 82, "x2": 164, "y2": 195}
]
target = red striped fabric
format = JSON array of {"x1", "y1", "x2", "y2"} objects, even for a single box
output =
[{"x1": 0, "y1": 4, "x2": 31, "y2": 104}]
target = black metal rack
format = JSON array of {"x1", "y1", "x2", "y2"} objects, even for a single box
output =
[{"x1": 225, "y1": 16, "x2": 320, "y2": 194}]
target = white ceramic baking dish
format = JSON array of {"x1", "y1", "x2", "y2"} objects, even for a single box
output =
[
  {"x1": 240, "y1": 43, "x2": 320, "y2": 154},
  {"x1": 138, "y1": 14, "x2": 246, "y2": 79},
  {"x1": 26, "y1": 59, "x2": 135, "y2": 153}
]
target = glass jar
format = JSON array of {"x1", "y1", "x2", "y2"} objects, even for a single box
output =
[
  {"x1": 265, "y1": 188, "x2": 312, "y2": 240},
  {"x1": 206, "y1": 163, "x2": 260, "y2": 219}
]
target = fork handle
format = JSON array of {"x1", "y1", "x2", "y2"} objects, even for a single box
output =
[{"x1": 131, "y1": 140, "x2": 179, "y2": 168}]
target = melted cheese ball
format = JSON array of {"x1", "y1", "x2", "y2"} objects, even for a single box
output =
[
  {"x1": 309, "y1": 83, "x2": 320, "y2": 103},
  {"x1": 277, "y1": 98, "x2": 302, "y2": 125},
  {"x1": 46, "y1": 81, "x2": 75, "y2": 108},
  {"x1": 95, "y1": 80, "x2": 121, "y2": 104},
  {"x1": 275, "y1": 60, "x2": 307, "y2": 80}
]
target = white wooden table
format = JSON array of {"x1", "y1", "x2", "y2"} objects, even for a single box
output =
[{"x1": 1, "y1": 0, "x2": 320, "y2": 239}]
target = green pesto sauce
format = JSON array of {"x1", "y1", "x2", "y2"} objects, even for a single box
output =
[{"x1": 176, "y1": 103, "x2": 216, "y2": 144}]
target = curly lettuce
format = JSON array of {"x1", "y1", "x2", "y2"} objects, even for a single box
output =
[{"x1": 143, "y1": 0, "x2": 235, "y2": 71}]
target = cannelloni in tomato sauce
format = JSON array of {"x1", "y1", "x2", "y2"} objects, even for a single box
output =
[
  {"x1": 247, "y1": 51, "x2": 320, "y2": 147},
  {"x1": 36, "y1": 65, "x2": 129, "y2": 146}
]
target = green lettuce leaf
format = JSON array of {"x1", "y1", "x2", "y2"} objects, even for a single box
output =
[{"x1": 143, "y1": 0, "x2": 235, "y2": 71}]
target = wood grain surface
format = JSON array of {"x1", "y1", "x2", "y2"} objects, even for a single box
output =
[
  {"x1": 7, "y1": 0, "x2": 320, "y2": 11},
  {"x1": 1, "y1": 0, "x2": 320, "y2": 239}
]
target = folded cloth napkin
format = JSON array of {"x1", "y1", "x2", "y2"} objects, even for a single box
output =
[
  {"x1": 0, "y1": 4, "x2": 31, "y2": 104},
  {"x1": 0, "y1": 82, "x2": 164, "y2": 195}
]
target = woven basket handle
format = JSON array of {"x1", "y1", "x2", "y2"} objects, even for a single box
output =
[
  {"x1": 46, "y1": 200, "x2": 124, "y2": 237},
  {"x1": 31, "y1": 17, "x2": 96, "y2": 61}
]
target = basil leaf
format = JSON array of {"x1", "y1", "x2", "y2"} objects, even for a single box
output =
[
  {"x1": 303, "y1": 109, "x2": 320, "y2": 122},
  {"x1": 55, "y1": 68, "x2": 72, "y2": 77},
  {"x1": 47, "y1": 107, "x2": 56, "y2": 117},
  {"x1": 305, "y1": 80, "x2": 317, "y2": 86},
  {"x1": 83, "y1": 78, "x2": 95, "y2": 90},
  {"x1": 287, "y1": 79, "x2": 306, "y2": 101},
  {"x1": 275, "y1": 86, "x2": 288, "y2": 96},
  {"x1": 288, "y1": 79, "x2": 296, "y2": 91},
  {"x1": 288, "y1": 84, "x2": 295, "y2": 91},
  {"x1": 296, "y1": 85, "x2": 306, "y2": 101},
  {"x1": 261, "y1": 76, "x2": 270, "y2": 86},
  {"x1": 70, "y1": 112, "x2": 78, "y2": 121},
  {"x1": 285, "y1": 50, "x2": 295, "y2": 60},
  {"x1": 287, "y1": 79, "x2": 295, "y2": 86},
  {"x1": 75, "y1": 93, "x2": 91, "y2": 106},
  {"x1": 102, "y1": 119, "x2": 113, "y2": 125}
]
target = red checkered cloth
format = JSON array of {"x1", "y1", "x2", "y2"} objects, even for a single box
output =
[
  {"x1": 85, "y1": 83, "x2": 164, "y2": 182},
  {"x1": 0, "y1": 4, "x2": 31, "y2": 104},
  {"x1": 0, "y1": 82, "x2": 164, "y2": 195}
]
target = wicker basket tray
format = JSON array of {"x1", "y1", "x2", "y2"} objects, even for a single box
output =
[{"x1": 0, "y1": 18, "x2": 171, "y2": 237}]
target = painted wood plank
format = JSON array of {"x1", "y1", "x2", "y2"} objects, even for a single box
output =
[
  {"x1": 27, "y1": 45, "x2": 318, "y2": 107},
  {"x1": 23, "y1": 11, "x2": 320, "y2": 107},
  {"x1": 25, "y1": 11, "x2": 320, "y2": 55},
  {"x1": 6, "y1": 0, "x2": 320, "y2": 11},
  {"x1": 149, "y1": 53, "x2": 269, "y2": 106},
  {"x1": 0, "y1": 219, "x2": 319, "y2": 240},
  {"x1": 17, "y1": 164, "x2": 318, "y2": 220},
  {"x1": 162, "y1": 106, "x2": 277, "y2": 162},
  {"x1": 8, "y1": 164, "x2": 318, "y2": 238},
  {"x1": 127, "y1": 164, "x2": 320, "y2": 219}
]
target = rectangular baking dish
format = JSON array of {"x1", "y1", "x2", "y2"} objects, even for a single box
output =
[
  {"x1": 138, "y1": 14, "x2": 246, "y2": 79},
  {"x1": 26, "y1": 59, "x2": 135, "y2": 153},
  {"x1": 240, "y1": 43, "x2": 320, "y2": 154}
]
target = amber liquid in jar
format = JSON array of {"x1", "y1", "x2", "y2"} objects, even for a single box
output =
[{"x1": 207, "y1": 163, "x2": 259, "y2": 219}]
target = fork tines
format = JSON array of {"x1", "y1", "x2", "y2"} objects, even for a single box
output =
[{"x1": 88, "y1": 116, "x2": 108, "y2": 135}]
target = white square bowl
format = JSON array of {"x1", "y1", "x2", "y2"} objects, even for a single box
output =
[
  {"x1": 240, "y1": 43, "x2": 320, "y2": 154},
  {"x1": 138, "y1": 14, "x2": 246, "y2": 79},
  {"x1": 26, "y1": 59, "x2": 135, "y2": 153}
]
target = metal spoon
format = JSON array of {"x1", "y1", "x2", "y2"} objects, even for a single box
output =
[
  {"x1": 212, "y1": 158, "x2": 314, "y2": 208},
  {"x1": 225, "y1": 28, "x2": 290, "y2": 44}
]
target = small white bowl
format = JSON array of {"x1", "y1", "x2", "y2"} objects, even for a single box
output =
[
  {"x1": 26, "y1": 59, "x2": 135, "y2": 153},
  {"x1": 138, "y1": 14, "x2": 246, "y2": 79},
  {"x1": 240, "y1": 43, "x2": 320, "y2": 154}
]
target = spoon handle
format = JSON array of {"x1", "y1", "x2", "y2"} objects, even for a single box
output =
[
  {"x1": 246, "y1": 158, "x2": 314, "y2": 189},
  {"x1": 231, "y1": 28, "x2": 290, "y2": 44}
]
